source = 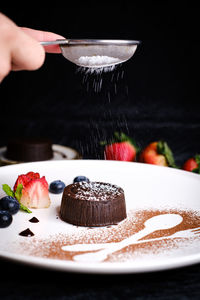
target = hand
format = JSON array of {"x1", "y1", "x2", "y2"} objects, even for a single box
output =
[{"x1": 0, "y1": 12, "x2": 64, "y2": 82}]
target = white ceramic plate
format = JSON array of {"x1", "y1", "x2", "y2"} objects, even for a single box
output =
[
  {"x1": 0, "y1": 144, "x2": 80, "y2": 165},
  {"x1": 0, "y1": 160, "x2": 200, "y2": 274}
]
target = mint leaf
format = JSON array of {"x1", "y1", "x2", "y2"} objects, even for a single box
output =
[
  {"x1": 20, "y1": 203, "x2": 32, "y2": 213},
  {"x1": 14, "y1": 184, "x2": 32, "y2": 213},
  {"x1": 157, "y1": 141, "x2": 177, "y2": 168},
  {"x1": 14, "y1": 184, "x2": 23, "y2": 202},
  {"x1": 195, "y1": 154, "x2": 200, "y2": 166},
  {"x1": 2, "y1": 184, "x2": 15, "y2": 197},
  {"x1": 2, "y1": 183, "x2": 32, "y2": 213}
]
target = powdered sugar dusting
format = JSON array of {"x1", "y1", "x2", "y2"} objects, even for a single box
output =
[
  {"x1": 72, "y1": 181, "x2": 123, "y2": 201},
  {"x1": 78, "y1": 55, "x2": 120, "y2": 67}
]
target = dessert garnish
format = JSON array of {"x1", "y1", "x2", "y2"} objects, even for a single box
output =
[
  {"x1": 0, "y1": 196, "x2": 20, "y2": 215},
  {"x1": 2, "y1": 171, "x2": 51, "y2": 212},
  {"x1": 0, "y1": 193, "x2": 20, "y2": 228},
  {"x1": 49, "y1": 180, "x2": 65, "y2": 194},
  {"x1": 14, "y1": 171, "x2": 50, "y2": 209},
  {"x1": 2, "y1": 183, "x2": 32, "y2": 213},
  {"x1": 29, "y1": 217, "x2": 39, "y2": 223},
  {"x1": 19, "y1": 228, "x2": 34, "y2": 237},
  {"x1": 73, "y1": 176, "x2": 90, "y2": 183},
  {"x1": 0, "y1": 210, "x2": 13, "y2": 228}
]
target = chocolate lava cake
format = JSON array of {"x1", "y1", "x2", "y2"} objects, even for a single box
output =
[
  {"x1": 60, "y1": 181, "x2": 127, "y2": 227},
  {"x1": 6, "y1": 138, "x2": 53, "y2": 162}
]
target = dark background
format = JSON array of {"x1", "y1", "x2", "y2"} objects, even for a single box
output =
[
  {"x1": 0, "y1": 1, "x2": 199, "y2": 165},
  {"x1": 1, "y1": 1, "x2": 200, "y2": 299}
]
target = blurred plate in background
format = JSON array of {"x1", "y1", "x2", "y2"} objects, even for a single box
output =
[{"x1": 0, "y1": 144, "x2": 81, "y2": 165}]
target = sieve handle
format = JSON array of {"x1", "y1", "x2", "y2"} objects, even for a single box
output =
[{"x1": 40, "y1": 39, "x2": 68, "y2": 46}]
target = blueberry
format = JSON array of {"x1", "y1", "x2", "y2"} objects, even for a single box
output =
[
  {"x1": 0, "y1": 210, "x2": 13, "y2": 228},
  {"x1": 49, "y1": 180, "x2": 66, "y2": 194},
  {"x1": 73, "y1": 176, "x2": 90, "y2": 183},
  {"x1": 0, "y1": 196, "x2": 20, "y2": 215}
]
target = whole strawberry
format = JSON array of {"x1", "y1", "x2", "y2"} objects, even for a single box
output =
[
  {"x1": 182, "y1": 155, "x2": 200, "y2": 173},
  {"x1": 103, "y1": 132, "x2": 139, "y2": 162},
  {"x1": 139, "y1": 141, "x2": 177, "y2": 167}
]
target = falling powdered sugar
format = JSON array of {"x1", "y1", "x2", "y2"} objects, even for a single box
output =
[{"x1": 75, "y1": 56, "x2": 125, "y2": 93}]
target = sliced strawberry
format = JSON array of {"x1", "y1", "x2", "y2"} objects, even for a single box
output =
[
  {"x1": 13, "y1": 174, "x2": 30, "y2": 191},
  {"x1": 13, "y1": 172, "x2": 40, "y2": 191},
  {"x1": 13, "y1": 171, "x2": 50, "y2": 209},
  {"x1": 26, "y1": 172, "x2": 40, "y2": 180},
  {"x1": 20, "y1": 188, "x2": 31, "y2": 208},
  {"x1": 20, "y1": 176, "x2": 50, "y2": 208}
]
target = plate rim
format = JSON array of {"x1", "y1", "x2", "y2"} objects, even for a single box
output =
[
  {"x1": 1, "y1": 246, "x2": 200, "y2": 274},
  {"x1": 0, "y1": 158, "x2": 199, "y2": 179}
]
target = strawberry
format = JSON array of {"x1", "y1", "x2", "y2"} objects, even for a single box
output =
[
  {"x1": 26, "y1": 171, "x2": 40, "y2": 180},
  {"x1": 139, "y1": 141, "x2": 177, "y2": 167},
  {"x1": 13, "y1": 174, "x2": 30, "y2": 191},
  {"x1": 102, "y1": 132, "x2": 139, "y2": 162},
  {"x1": 13, "y1": 172, "x2": 40, "y2": 191},
  {"x1": 20, "y1": 176, "x2": 50, "y2": 208},
  {"x1": 13, "y1": 171, "x2": 50, "y2": 208},
  {"x1": 182, "y1": 155, "x2": 200, "y2": 173}
]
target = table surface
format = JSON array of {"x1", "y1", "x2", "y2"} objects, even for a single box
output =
[{"x1": 1, "y1": 250, "x2": 200, "y2": 299}]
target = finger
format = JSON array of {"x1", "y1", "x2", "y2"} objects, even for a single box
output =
[
  {"x1": 0, "y1": 13, "x2": 45, "y2": 72},
  {"x1": 11, "y1": 30, "x2": 45, "y2": 71},
  {"x1": 0, "y1": 13, "x2": 14, "y2": 80},
  {"x1": 0, "y1": 47, "x2": 11, "y2": 82},
  {"x1": 21, "y1": 27, "x2": 65, "y2": 53}
]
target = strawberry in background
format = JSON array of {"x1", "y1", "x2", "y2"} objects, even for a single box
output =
[
  {"x1": 139, "y1": 141, "x2": 177, "y2": 168},
  {"x1": 182, "y1": 155, "x2": 200, "y2": 173},
  {"x1": 102, "y1": 132, "x2": 139, "y2": 162}
]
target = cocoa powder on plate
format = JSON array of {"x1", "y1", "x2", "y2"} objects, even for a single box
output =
[{"x1": 19, "y1": 209, "x2": 200, "y2": 263}]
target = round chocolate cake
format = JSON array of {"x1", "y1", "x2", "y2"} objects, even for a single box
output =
[
  {"x1": 60, "y1": 181, "x2": 127, "y2": 227},
  {"x1": 6, "y1": 138, "x2": 53, "y2": 162}
]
